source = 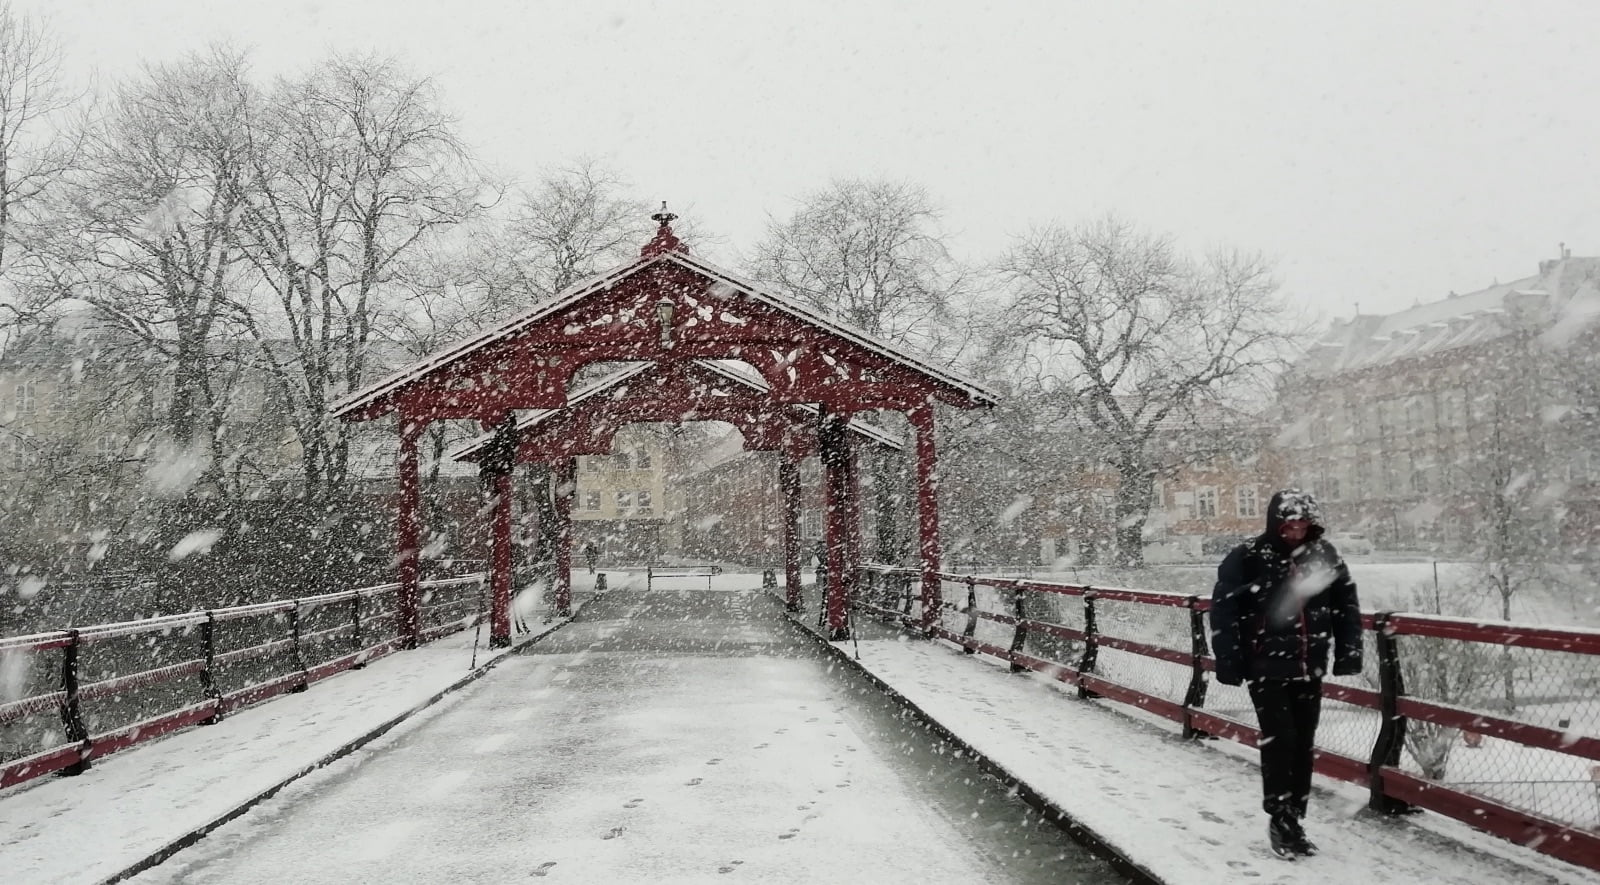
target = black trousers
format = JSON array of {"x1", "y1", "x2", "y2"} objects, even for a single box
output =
[{"x1": 1247, "y1": 678, "x2": 1322, "y2": 818}]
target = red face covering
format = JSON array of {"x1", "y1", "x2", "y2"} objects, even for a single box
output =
[{"x1": 1278, "y1": 519, "x2": 1311, "y2": 545}]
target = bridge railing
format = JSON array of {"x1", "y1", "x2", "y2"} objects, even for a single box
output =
[
  {"x1": 852, "y1": 565, "x2": 1600, "y2": 872},
  {"x1": 0, "y1": 575, "x2": 484, "y2": 791}
]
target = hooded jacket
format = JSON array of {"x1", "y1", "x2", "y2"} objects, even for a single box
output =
[{"x1": 1208, "y1": 489, "x2": 1364, "y2": 684}]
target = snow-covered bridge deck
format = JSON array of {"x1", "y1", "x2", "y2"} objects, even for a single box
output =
[{"x1": 0, "y1": 574, "x2": 1590, "y2": 884}]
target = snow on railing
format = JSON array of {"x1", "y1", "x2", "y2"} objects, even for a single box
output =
[
  {"x1": 850, "y1": 564, "x2": 1600, "y2": 873},
  {"x1": 0, "y1": 575, "x2": 486, "y2": 791}
]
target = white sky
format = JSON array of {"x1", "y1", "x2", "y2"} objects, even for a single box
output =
[{"x1": 17, "y1": 0, "x2": 1600, "y2": 322}]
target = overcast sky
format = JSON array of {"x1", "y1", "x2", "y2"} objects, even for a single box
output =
[{"x1": 18, "y1": 0, "x2": 1600, "y2": 322}]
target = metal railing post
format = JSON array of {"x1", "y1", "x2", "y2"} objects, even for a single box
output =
[
  {"x1": 59, "y1": 629, "x2": 90, "y2": 775},
  {"x1": 1368, "y1": 612, "x2": 1418, "y2": 814},
  {"x1": 900, "y1": 573, "x2": 915, "y2": 619},
  {"x1": 200, "y1": 612, "x2": 224, "y2": 724},
  {"x1": 1182, "y1": 595, "x2": 1210, "y2": 739},
  {"x1": 1077, "y1": 589, "x2": 1101, "y2": 699},
  {"x1": 350, "y1": 592, "x2": 367, "y2": 669},
  {"x1": 961, "y1": 576, "x2": 978, "y2": 653},
  {"x1": 1008, "y1": 585, "x2": 1029, "y2": 673},
  {"x1": 289, "y1": 602, "x2": 309, "y2": 692}
]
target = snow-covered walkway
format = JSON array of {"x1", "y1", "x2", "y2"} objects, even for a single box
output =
[
  {"x1": 0, "y1": 574, "x2": 610, "y2": 884},
  {"x1": 0, "y1": 576, "x2": 1591, "y2": 884},
  {"x1": 826, "y1": 619, "x2": 1595, "y2": 884}
]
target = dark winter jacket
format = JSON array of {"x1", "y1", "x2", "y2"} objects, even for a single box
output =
[{"x1": 1208, "y1": 490, "x2": 1364, "y2": 685}]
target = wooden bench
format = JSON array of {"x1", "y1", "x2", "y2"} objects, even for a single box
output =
[{"x1": 646, "y1": 564, "x2": 723, "y2": 590}]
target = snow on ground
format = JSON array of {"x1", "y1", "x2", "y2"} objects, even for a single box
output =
[
  {"x1": 0, "y1": 570, "x2": 1592, "y2": 884},
  {"x1": 0, "y1": 573, "x2": 606, "y2": 884},
  {"x1": 834, "y1": 621, "x2": 1595, "y2": 885},
  {"x1": 125, "y1": 586, "x2": 1086, "y2": 885}
]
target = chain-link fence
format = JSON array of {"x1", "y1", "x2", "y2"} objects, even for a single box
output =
[
  {"x1": 846, "y1": 564, "x2": 1600, "y2": 870},
  {"x1": 0, "y1": 575, "x2": 485, "y2": 789}
]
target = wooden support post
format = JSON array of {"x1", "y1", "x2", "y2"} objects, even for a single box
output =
[
  {"x1": 779, "y1": 456, "x2": 803, "y2": 612},
  {"x1": 397, "y1": 415, "x2": 425, "y2": 648},
  {"x1": 554, "y1": 457, "x2": 575, "y2": 617},
  {"x1": 819, "y1": 410, "x2": 850, "y2": 641},
  {"x1": 490, "y1": 471, "x2": 514, "y2": 646},
  {"x1": 910, "y1": 402, "x2": 942, "y2": 631}
]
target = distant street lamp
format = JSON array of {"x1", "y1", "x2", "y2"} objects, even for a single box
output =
[{"x1": 656, "y1": 298, "x2": 675, "y2": 349}]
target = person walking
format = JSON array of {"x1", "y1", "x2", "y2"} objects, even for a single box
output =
[
  {"x1": 1209, "y1": 488, "x2": 1363, "y2": 859},
  {"x1": 582, "y1": 541, "x2": 599, "y2": 575}
]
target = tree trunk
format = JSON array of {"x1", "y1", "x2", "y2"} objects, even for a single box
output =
[
  {"x1": 872, "y1": 447, "x2": 906, "y2": 564},
  {"x1": 1112, "y1": 463, "x2": 1154, "y2": 568}
]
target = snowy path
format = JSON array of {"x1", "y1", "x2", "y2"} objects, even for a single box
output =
[
  {"x1": 0, "y1": 574, "x2": 607, "y2": 885},
  {"x1": 0, "y1": 574, "x2": 1590, "y2": 884},
  {"x1": 126, "y1": 587, "x2": 1117, "y2": 884},
  {"x1": 834, "y1": 621, "x2": 1594, "y2": 885}
]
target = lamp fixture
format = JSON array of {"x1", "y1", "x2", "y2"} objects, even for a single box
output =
[{"x1": 655, "y1": 298, "x2": 675, "y2": 348}]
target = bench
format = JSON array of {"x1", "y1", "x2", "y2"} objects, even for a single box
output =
[{"x1": 646, "y1": 564, "x2": 723, "y2": 590}]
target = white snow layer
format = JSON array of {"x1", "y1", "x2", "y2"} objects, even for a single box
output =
[{"x1": 0, "y1": 573, "x2": 1590, "y2": 885}]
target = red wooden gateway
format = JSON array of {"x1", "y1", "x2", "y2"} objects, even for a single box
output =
[{"x1": 332, "y1": 207, "x2": 995, "y2": 644}]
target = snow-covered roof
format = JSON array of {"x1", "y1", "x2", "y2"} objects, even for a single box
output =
[
  {"x1": 1301, "y1": 257, "x2": 1600, "y2": 376},
  {"x1": 331, "y1": 250, "x2": 997, "y2": 420}
]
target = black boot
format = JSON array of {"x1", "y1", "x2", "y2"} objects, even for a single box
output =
[
  {"x1": 1288, "y1": 817, "x2": 1318, "y2": 856},
  {"x1": 1268, "y1": 814, "x2": 1298, "y2": 860}
]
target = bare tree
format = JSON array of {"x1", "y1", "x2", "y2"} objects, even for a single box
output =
[
  {"x1": 995, "y1": 216, "x2": 1298, "y2": 567},
  {"x1": 233, "y1": 54, "x2": 488, "y2": 501},
  {"x1": 41, "y1": 47, "x2": 258, "y2": 480},
  {"x1": 1381, "y1": 581, "x2": 1497, "y2": 780},
  {"x1": 748, "y1": 177, "x2": 978, "y2": 563},
  {"x1": 0, "y1": 1, "x2": 77, "y2": 274},
  {"x1": 749, "y1": 177, "x2": 967, "y2": 353},
  {"x1": 494, "y1": 159, "x2": 647, "y2": 310}
]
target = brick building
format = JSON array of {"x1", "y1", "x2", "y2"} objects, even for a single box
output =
[{"x1": 1273, "y1": 252, "x2": 1600, "y2": 554}]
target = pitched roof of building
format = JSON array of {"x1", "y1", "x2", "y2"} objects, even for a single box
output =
[
  {"x1": 331, "y1": 248, "x2": 997, "y2": 420},
  {"x1": 1299, "y1": 256, "x2": 1600, "y2": 377}
]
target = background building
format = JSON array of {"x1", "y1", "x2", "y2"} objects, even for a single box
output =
[{"x1": 1274, "y1": 252, "x2": 1600, "y2": 555}]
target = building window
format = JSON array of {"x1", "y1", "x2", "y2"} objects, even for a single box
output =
[
  {"x1": 584, "y1": 456, "x2": 601, "y2": 473},
  {"x1": 1177, "y1": 491, "x2": 1196, "y2": 520},
  {"x1": 14, "y1": 382, "x2": 35, "y2": 414},
  {"x1": 1405, "y1": 397, "x2": 1430, "y2": 434},
  {"x1": 1195, "y1": 487, "x2": 1218, "y2": 519},
  {"x1": 635, "y1": 449, "x2": 652, "y2": 469},
  {"x1": 1235, "y1": 486, "x2": 1259, "y2": 518},
  {"x1": 1322, "y1": 476, "x2": 1342, "y2": 501},
  {"x1": 1439, "y1": 389, "x2": 1465, "y2": 427},
  {"x1": 5, "y1": 436, "x2": 25, "y2": 470},
  {"x1": 1096, "y1": 491, "x2": 1116, "y2": 523},
  {"x1": 801, "y1": 511, "x2": 822, "y2": 539},
  {"x1": 615, "y1": 491, "x2": 633, "y2": 513},
  {"x1": 637, "y1": 490, "x2": 653, "y2": 514},
  {"x1": 614, "y1": 451, "x2": 631, "y2": 470},
  {"x1": 95, "y1": 436, "x2": 123, "y2": 461},
  {"x1": 584, "y1": 491, "x2": 601, "y2": 511}
]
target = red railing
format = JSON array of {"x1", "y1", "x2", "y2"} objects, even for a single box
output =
[
  {"x1": 852, "y1": 565, "x2": 1600, "y2": 872},
  {"x1": 0, "y1": 575, "x2": 485, "y2": 791}
]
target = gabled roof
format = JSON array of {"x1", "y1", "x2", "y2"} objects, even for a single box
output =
[
  {"x1": 331, "y1": 249, "x2": 996, "y2": 420},
  {"x1": 1300, "y1": 256, "x2": 1600, "y2": 377},
  {"x1": 449, "y1": 358, "x2": 902, "y2": 462}
]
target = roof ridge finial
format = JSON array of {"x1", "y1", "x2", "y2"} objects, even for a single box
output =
[{"x1": 640, "y1": 201, "x2": 686, "y2": 257}]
